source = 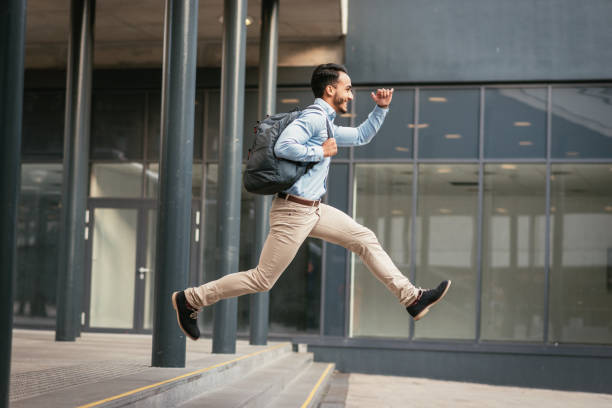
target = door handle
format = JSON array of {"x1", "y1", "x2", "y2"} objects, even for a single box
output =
[{"x1": 138, "y1": 267, "x2": 152, "y2": 280}]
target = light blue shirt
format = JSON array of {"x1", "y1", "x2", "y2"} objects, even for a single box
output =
[{"x1": 274, "y1": 98, "x2": 388, "y2": 200}]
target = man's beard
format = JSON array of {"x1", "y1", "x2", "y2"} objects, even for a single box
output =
[{"x1": 334, "y1": 95, "x2": 348, "y2": 113}]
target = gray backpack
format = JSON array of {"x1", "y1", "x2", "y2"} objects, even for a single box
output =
[{"x1": 243, "y1": 104, "x2": 333, "y2": 195}]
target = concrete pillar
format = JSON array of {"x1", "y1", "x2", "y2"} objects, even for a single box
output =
[
  {"x1": 55, "y1": 0, "x2": 95, "y2": 342},
  {"x1": 250, "y1": 0, "x2": 279, "y2": 346},
  {"x1": 151, "y1": 0, "x2": 199, "y2": 368},
  {"x1": 213, "y1": 0, "x2": 248, "y2": 354},
  {"x1": 0, "y1": 1, "x2": 27, "y2": 405}
]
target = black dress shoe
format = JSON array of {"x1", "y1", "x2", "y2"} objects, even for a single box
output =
[
  {"x1": 172, "y1": 291, "x2": 201, "y2": 340},
  {"x1": 406, "y1": 280, "x2": 451, "y2": 321}
]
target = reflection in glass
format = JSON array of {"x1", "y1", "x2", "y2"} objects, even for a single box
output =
[
  {"x1": 351, "y1": 164, "x2": 412, "y2": 338},
  {"x1": 418, "y1": 89, "x2": 479, "y2": 159},
  {"x1": 90, "y1": 208, "x2": 137, "y2": 328},
  {"x1": 552, "y1": 87, "x2": 612, "y2": 159},
  {"x1": 354, "y1": 89, "x2": 413, "y2": 159},
  {"x1": 14, "y1": 164, "x2": 63, "y2": 328},
  {"x1": 549, "y1": 164, "x2": 612, "y2": 344},
  {"x1": 90, "y1": 163, "x2": 143, "y2": 198},
  {"x1": 91, "y1": 92, "x2": 144, "y2": 160},
  {"x1": 414, "y1": 164, "x2": 478, "y2": 340},
  {"x1": 481, "y1": 164, "x2": 546, "y2": 341},
  {"x1": 484, "y1": 88, "x2": 547, "y2": 158}
]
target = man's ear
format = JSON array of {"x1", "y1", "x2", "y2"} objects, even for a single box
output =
[{"x1": 324, "y1": 84, "x2": 335, "y2": 97}]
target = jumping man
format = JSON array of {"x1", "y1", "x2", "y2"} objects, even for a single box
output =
[{"x1": 172, "y1": 63, "x2": 451, "y2": 340}]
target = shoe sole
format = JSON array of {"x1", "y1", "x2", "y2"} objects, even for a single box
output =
[
  {"x1": 172, "y1": 291, "x2": 199, "y2": 341},
  {"x1": 414, "y1": 280, "x2": 452, "y2": 321}
]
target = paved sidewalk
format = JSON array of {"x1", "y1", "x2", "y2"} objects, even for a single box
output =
[{"x1": 342, "y1": 373, "x2": 612, "y2": 408}]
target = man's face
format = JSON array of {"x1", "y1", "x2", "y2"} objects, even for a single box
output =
[{"x1": 329, "y1": 72, "x2": 353, "y2": 114}]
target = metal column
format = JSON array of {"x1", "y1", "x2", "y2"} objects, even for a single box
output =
[
  {"x1": 0, "y1": 1, "x2": 26, "y2": 406},
  {"x1": 249, "y1": 0, "x2": 278, "y2": 346},
  {"x1": 151, "y1": 0, "x2": 199, "y2": 368},
  {"x1": 56, "y1": 0, "x2": 95, "y2": 342},
  {"x1": 213, "y1": 0, "x2": 248, "y2": 354}
]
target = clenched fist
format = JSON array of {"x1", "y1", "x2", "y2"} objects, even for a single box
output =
[
  {"x1": 322, "y1": 138, "x2": 337, "y2": 157},
  {"x1": 370, "y1": 88, "x2": 394, "y2": 108}
]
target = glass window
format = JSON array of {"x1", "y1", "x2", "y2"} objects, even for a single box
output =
[
  {"x1": 351, "y1": 164, "x2": 412, "y2": 338},
  {"x1": 414, "y1": 164, "x2": 479, "y2": 340},
  {"x1": 354, "y1": 89, "x2": 414, "y2": 159},
  {"x1": 91, "y1": 92, "x2": 145, "y2": 160},
  {"x1": 484, "y1": 88, "x2": 547, "y2": 159},
  {"x1": 22, "y1": 92, "x2": 65, "y2": 159},
  {"x1": 549, "y1": 164, "x2": 612, "y2": 344},
  {"x1": 552, "y1": 87, "x2": 612, "y2": 159},
  {"x1": 90, "y1": 163, "x2": 143, "y2": 198},
  {"x1": 418, "y1": 89, "x2": 479, "y2": 159},
  {"x1": 481, "y1": 164, "x2": 547, "y2": 341},
  {"x1": 14, "y1": 164, "x2": 63, "y2": 328}
]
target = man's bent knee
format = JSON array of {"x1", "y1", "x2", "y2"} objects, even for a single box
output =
[{"x1": 247, "y1": 267, "x2": 275, "y2": 292}]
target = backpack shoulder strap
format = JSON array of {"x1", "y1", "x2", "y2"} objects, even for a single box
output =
[{"x1": 305, "y1": 104, "x2": 334, "y2": 139}]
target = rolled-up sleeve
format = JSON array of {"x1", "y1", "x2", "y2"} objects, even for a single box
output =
[
  {"x1": 335, "y1": 105, "x2": 388, "y2": 147},
  {"x1": 274, "y1": 112, "x2": 325, "y2": 162}
]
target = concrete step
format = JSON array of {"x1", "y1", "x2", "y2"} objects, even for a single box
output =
[
  {"x1": 12, "y1": 341, "x2": 293, "y2": 408},
  {"x1": 179, "y1": 352, "x2": 315, "y2": 408},
  {"x1": 267, "y1": 362, "x2": 335, "y2": 408}
]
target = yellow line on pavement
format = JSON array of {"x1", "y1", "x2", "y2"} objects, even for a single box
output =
[
  {"x1": 300, "y1": 363, "x2": 334, "y2": 408},
  {"x1": 76, "y1": 343, "x2": 288, "y2": 408}
]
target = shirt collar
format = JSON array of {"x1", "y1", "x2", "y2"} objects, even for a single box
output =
[{"x1": 314, "y1": 98, "x2": 337, "y2": 121}]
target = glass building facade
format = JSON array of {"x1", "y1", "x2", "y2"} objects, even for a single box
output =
[{"x1": 16, "y1": 84, "x2": 612, "y2": 347}]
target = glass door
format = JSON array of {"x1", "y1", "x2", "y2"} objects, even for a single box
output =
[
  {"x1": 85, "y1": 199, "x2": 156, "y2": 331},
  {"x1": 84, "y1": 199, "x2": 200, "y2": 332}
]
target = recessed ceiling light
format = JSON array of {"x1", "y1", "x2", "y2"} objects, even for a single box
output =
[
  {"x1": 281, "y1": 98, "x2": 299, "y2": 104},
  {"x1": 217, "y1": 15, "x2": 254, "y2": 26},
  {"x1": 519, "y1": 141, "x2": 533, "y2": 146},
  {"x1": 407, "y1": 123, "x2": 429, "y2": 129},
  {"x1": 439, "y1": 208, "x2": 452, "y2": 214},
  {"x1": 391, "y1": 209, "x2": 404, "y2": 216},
  {"x1": 514, "y1": 121, "x2": 531, "y2": 127},
  {"x1": 501, "y1": 164, "x2": 517, "y2": 170},
  {"x1": 550, "y1": 206, "x2": 556, "y2": 213},
  {"x1": 496, "y1": 208, "x2": 508, "y2": 214},
  {"x1": 395, "y1": 146, "x2": 410, "y2": 152},
  {"x1": 566, "y1": 151, "x2": 579, "y2": 157},
  {"x1": 340, "y1": 113, "x2": 356, "y2": 118},
  {"x1": 605, "y1": 206, "x2": 612, "y2": 212},
  {"x1": 428, "y1": 97, "x2": 447, "y2": 102},
  {"x1": 445, "y1": 134, "x2": 461, "y2": 139},
  {"x1": 437, "y1": 168, "x2": 452, "y2": 174}
]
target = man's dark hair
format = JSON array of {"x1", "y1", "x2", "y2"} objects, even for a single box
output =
[{"x1": 311, "y1": 63, "x2": 348, "y2": 98}]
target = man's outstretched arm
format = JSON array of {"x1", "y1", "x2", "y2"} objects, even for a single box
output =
[{"x1": 335, "y1": 88, "x2": 394, "y2": 147}]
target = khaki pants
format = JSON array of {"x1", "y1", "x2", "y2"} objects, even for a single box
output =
[{"x1": 185, "y1": 196, "x2": 419, "y2": 309}]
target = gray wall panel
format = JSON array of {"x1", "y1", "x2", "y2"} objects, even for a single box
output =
[{"x1": 346, "y1": 0, "x2": 612, "y2": 83}]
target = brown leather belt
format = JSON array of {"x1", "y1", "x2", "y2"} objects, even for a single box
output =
[{"x1": 277, "y1": 192, "x2": 320, "y2": 207}]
